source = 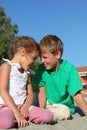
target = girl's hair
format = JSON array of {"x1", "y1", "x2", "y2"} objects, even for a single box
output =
[
  {"x1": 40, "y1": 34, "x2": 63, "y2": 57},
  {"x1": 8, "y1": 36, "x2": 39, "y2": 59}
]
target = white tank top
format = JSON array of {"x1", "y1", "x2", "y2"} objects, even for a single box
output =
[{"x1": 0, "y1": 59, "x2": 30, "y2": 105}]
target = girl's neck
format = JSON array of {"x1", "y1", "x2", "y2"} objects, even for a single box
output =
[{"x1": 11, "y1": 57, "x2": 24, "y2": 73}]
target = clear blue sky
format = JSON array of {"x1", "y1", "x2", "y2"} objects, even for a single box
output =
[{"x1": 0, "y1": 0, "x2": 87, "y2": 67}]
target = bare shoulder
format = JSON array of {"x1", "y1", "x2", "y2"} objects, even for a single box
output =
[
  {"x1": 0, "y1": 62, "x2": 11, "y2": 74},
  {"x1": 0, "y1": 63, "x2": 11, "y2": 90}
]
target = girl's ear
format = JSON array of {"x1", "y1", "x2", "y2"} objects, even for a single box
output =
[
  {"x1": 19, "y1": 47, "x2": 26, "y2": 56},
  {"x1": 56, "y1": 51, "x2": 61, "y2": 59}
]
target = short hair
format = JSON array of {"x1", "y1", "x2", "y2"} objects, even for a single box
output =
[{"x1": 40, "y1": 34, "x2": 63, "y2": 57}]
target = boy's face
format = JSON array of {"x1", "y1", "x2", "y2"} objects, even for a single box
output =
[{"x1": 41, "y1": 51, "x2": 61, "y2": 71}]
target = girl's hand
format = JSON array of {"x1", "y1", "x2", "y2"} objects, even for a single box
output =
[
  {"x1": 14, "y1": 109, "x2": 29, "y2": 127},
  {"x1": 20, "y1": 104, "x2": 29, "y2": 119}
]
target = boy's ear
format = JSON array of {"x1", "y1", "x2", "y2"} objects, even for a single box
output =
[{"x1": 56, "y1": 51, "x2": 61, "y2": 59}]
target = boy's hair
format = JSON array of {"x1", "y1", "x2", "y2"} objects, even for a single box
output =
[
  {"x1": 8, "y1": 36, "x2": 39, "y2": 59},
  {"x1": 40, "y1": 34, "x2": 63, "y2": 57}
]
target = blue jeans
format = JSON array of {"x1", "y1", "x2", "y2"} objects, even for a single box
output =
[{"x1": 32, "y1": 92, "x2": 39, "y2": 107}]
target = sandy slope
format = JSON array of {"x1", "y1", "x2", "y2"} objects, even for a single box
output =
[{"x1": 1, "y1": 94, "x2": 87, "y2": 130}]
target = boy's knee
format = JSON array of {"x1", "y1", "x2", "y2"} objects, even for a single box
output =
[{"x1": 47, "y1": 104, "x2": 70, "y2": 122}]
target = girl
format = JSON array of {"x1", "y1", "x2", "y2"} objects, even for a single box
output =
[{"x1": 0, "y1": 36, "x2": 53, "y2": 129}]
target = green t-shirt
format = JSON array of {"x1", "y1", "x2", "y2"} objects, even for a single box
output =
[{"x1": 33, "y1": 60, "x2": 83, "y2": 114}]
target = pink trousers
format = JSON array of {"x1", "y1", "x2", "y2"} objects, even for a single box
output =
[{"x1": 0, "y1": 105, "x2": 53, "y2": 129}]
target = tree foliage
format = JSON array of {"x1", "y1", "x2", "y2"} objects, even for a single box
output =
[
  {"x1": 0, "y1": 7, "x2": 40, "y2": 92},
  {"x1": 30, "y1": 62, "x2": 40, "y2": 92},
  {"x1": 0, "y1": 7, "x2": 18, "y2": 65}
]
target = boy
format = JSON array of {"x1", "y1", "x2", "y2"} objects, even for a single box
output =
[{"x1": 33, "y1": 34, "x2": 87, "y2": 121}]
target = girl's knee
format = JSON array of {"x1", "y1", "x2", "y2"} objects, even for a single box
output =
[
  {"x1": 41, "y1": 109, "x2": 53, "y2": 123},
  {"x1": 29, "y1": 106, "x2": 53, "y2": 124},
  {"x1": 0, "y1": 120, "x2": 14, "y2": 129},
  {"x1": 0, "y1": 108, "x2": 15, "y2": 128}
]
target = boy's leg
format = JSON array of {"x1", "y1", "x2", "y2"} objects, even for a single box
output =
[
  {"x1": 47, "y1": 104, "x2": 70, "y2": 121},
  {"x1": 29, "y1": 106, "x2": 53, "y2": 124},
  {"x1": 32, "y1": 92, "x2": 39, "y2": 106},
  {"x1": 0, "y1": 106, "x2": 15, "y2": 129},
  {"x1": 45, "y1": 101, "x2": 70, "y2": 121}
]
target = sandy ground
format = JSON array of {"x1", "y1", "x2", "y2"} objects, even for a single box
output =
[{"x1": 0, "y1": 93, "x2": 87, "y2": 130}]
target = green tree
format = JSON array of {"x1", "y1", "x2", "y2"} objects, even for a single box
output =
[
  {"x1": 30, "y1": 62, "x2": 40, "y2": 92},
  {"x1": 0, "y1": 7, "x2": 40, "y2": 91},
  {"x1": 0, "y1": 7, "x2": 18, "y2": 65}
]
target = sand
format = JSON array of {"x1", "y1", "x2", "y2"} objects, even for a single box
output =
[{"x1": 0, "y1": 94, "x2": 87, "y2": 130}]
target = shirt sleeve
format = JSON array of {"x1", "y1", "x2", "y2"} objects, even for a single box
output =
[{"x1": 68, "y1": 65, "x2": 83, "y2": 96}]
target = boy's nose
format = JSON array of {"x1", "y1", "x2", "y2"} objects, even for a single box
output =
[{"x1": 41, "y1": 58, "x2": 44, "y2": 63}]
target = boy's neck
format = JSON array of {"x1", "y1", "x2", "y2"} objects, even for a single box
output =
[{"x1": 51, "y1": 60, "x2": 60, "y2": 72}]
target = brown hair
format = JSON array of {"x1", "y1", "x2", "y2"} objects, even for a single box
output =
[
  {"x1": 8, "y1": 36, "x2": 39, "y2": 59},
  {"x1": 40, "y1": 34, "x2": 63, "y2": 57}
]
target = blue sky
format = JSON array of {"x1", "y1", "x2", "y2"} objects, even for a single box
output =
[{"x1": 0, "y1": 0, "x2": 87, "y2": 67}]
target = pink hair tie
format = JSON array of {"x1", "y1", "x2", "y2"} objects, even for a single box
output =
[{"x1": 34, "y1": 44, "x2": 38, "y2": 51}]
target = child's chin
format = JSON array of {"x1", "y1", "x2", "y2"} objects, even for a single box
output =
[
  {"x1": 24, "y1": 67, "x2": 28, "y2": 71},
  {"x1": 46, "y1": 67, "x2": 51, "y2": 70}
]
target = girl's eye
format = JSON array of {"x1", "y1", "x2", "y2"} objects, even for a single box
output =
[{"x1": 33, "y1": 57, "x2": 36, "y2": 61}]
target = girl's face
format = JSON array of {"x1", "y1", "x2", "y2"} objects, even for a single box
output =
[
  {"x1": 41, "y1": 51, "x2": 61, "y2": 71},
  {"x1": 21, "y1": 51, "x2": 38, "y2": 71}
]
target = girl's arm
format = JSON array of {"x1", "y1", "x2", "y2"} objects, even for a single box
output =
[
  {"x1": 0, "y1": 63, "x2": 29, "y2": 127},
  {"x1": 20, "y1": 76, "x2": 34, "y2": 118}
]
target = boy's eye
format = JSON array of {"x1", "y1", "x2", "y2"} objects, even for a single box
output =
[{"x1": 43, "y1": 56, "x2": 48, "y2": 59}]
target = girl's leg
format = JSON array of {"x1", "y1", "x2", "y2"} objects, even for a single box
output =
[
  {"x1": 0, "y1": 106, "x2": 15, "y2": 129},
  {"x1": 29, "y1": 106, "x2": 53, "y2": 124}
]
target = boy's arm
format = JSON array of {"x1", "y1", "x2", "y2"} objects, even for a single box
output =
[
  {"x1": 74, "y1": 92, "x2": 87, "y2": 115},
  {"x1": 38, "y1": 87, "x2": 46, "y2": 108}
]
